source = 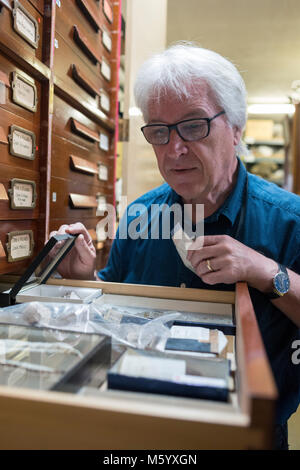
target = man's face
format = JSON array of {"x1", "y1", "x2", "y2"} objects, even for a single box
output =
[{"x1": 147, "y1": 82, "x2": 242, "y2": 204}]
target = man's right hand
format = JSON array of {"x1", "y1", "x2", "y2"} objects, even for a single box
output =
[{"x1": 49, "y1": 222, "x2": 97, "y2": 280}]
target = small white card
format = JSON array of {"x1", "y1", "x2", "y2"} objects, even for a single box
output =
[
  {"x1": 171, "y1": 325, "x2": 210, "y2": 341},
  {"x1": 119, "y1": 354, "x2": 186, "y2": 381},
  {"x1": 173, "y1": 374, "x2": 226, "y2": 389}
]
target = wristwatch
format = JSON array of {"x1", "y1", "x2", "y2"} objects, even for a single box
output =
[{"x1": 266, "y1": 263, "x2": 290, "y2": 299}]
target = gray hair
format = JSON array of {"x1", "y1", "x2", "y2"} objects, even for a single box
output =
[{"x1": 134, "y1": 43, "x2": 248, "y2": 155}]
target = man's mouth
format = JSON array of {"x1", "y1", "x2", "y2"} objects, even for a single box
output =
[{"x1": 171, "y1": 167, "x2": 197, "y2": 173}]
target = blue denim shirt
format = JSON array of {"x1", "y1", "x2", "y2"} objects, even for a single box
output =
[{"x1": 99, "y1": 159, "x2": 300, "y2": 424}]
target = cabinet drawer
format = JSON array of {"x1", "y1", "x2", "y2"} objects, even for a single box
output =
[
  {"x1": 0, "y1": 164, "x2": 39, "y2": 219},
  {"x1": 50, "y1": 176, "x2": 112, "y2": 220},
  {"x1": 0, "y1": 219, "x2": 38, "y2": 274},
  {"x1": 28, "y1": 0, "x2": 44, "y2": 16},
  {"x1": 55, "y1": 0, "x2": 112, "y2": 61},
  {"x1": 0, "y1": 54, "x2": 41, "y2": 124},
  {"x1": 0, "y1": 0, "x2": 43, "y2": 61},
  {"x1": 54, "y1": 5, "x2": 113, "y2": 82},
  {"x1": 0, "y1": 107, "x2": 40, "y2": 172},
  {"x1": 51, "y1": 133, "x2": 114, "y2": 187},
  {"x1": 53, "y1": 31, "x2": 113, "y2": 119},
  {"x1": 53, "y1": 94, "x2": 114, "y2": 154},
  {"x1": 0, "y1": 282, "x2": 277, "y2": 449}
]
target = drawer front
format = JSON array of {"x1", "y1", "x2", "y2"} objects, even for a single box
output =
[
  {"x1": 55, "y1": 0, "x2": 113, "y2": 61},
  {"x1": 28, "y1": 0, "x2": 44, "y2": 16},
  {"x1": 50, "y1": 176, "x2": 113, "y2": 220},
  {"x1": 53, "y1": 31, "x2": 113, "y2": 118},
  {"x1": 0, "y1": 0, "x2": 43, "y2": 60},
  {"x1": 0, "y1": 106, "x2": 40, "y2": 172},
  {"x1": 0, "y1": 54, "x2": 41, "y2": 124},
  {"x1": 52, "y1": 94, "x2": 114, "y2": 154},
  {"x1": 0, "y1": 164, "x2": 39, "y2": 219},
  {"x1": 0, "y1": 219, "x2": 38, "y2": 273},
  {"x1": 51, "y1": 133, "x2": 114, "y2": 188}
]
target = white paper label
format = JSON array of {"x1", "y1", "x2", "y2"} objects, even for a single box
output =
[
  {"x1": 173, "y1": 374, "x2": 226, "y2": 389},
  {"x1": 99, "y1": 132, "x2": 109, "y2": 151},
  {"x1": 96, "y1": 222, "x2": 107, "y2": 241},
  {"x1": 98, "y1": 164, "x2": 108, "y2": 181},
  {"x1": 102, "y1": 30, "x2": 112, "y2": 52},
  {"x1": 16, "y1": 8, "x2": 36, "y2": 44},
  {"x1": 120, "y1": 354, "x2": 186, "y2": 381},
  {"x1": 101, "y1": 59, "x2": 111, "y2": 81},
  {"x1": 14, "y1": 76, "x2": 35, "y2": 110},
  {"x1": 100, "y1": 92, "x2": 110, "y2": 112},
  {"x1": 96, "y1": 196, "x2": 107, "y2": 215},
  {"x1": 12, "y1": 129, "x2": 33, "y2": 158},
  {"x1": 171, "y1": 325, "x2": 210, "y2": 341},
  {"x1": 0, "y1": 82, "x2": 6, "y2": 104},
  {"x1": 10, "y1": 234, "x2": 31, "y2": 260},
  {"x1": 12, "y1": 182, "x2": 33, "y2": 208}
]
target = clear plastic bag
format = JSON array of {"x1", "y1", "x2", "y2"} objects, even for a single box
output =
[{"x1": 0, "y1": 301, "x2": 181, "y2": 349}]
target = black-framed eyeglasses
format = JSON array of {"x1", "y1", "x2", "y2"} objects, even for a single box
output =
[{"x1": 141, "y1": 110, "x2": 225, "y2": 145}]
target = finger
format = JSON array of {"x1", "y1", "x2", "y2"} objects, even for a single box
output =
[
  {"x1": 76, "y1": 234, "x2": 96, "y2": 266},
  {"x1": 193, "y1": 256, "x2": 220, "y2": 276},
  {"x1": 65, "y1": 223, "x2": 93, "y2": 245},
  {"x1": 187, "y1": 244, "x2": 224, "y2": 264},
  {"x1": 202, "y1": 235, "x2": 229, "y2": 247}
]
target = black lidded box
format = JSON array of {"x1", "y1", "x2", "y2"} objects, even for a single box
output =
[
  {"x1": 107, "y1": 348, "x2": 231, "y2": 402},
  {"x1": 0, "y1": 234, "x2": 79, "y2": 307}
]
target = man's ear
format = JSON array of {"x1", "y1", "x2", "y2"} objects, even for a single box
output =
[{"x1": 233, "y1": 126, "x2": 242, "y2": 146}]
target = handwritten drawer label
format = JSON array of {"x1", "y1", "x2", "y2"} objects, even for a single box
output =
[
  {"x1": 101, "y1": 58, "x2": 111, "y2": 81},
  {"x1": 8, "y1": 179, "x2": 37, "y2": 210},
  {"x1": 11, "y1": 72, "x2": 38, "y2": 112},
  {"x1": 99, "y1": 132, "x2": 109, "y2": 151},
  {"x1": 7, "y1": 230, "x2": 34, "y2": 262},
  {"x1": 12, "y1": 1, "x2": 40, "y2": 49},
  {"x1": 8, "y1": 125, "x2": 36, "y2": 160}
]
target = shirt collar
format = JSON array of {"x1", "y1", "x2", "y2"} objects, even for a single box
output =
[
  {"x1": 168, "y1": 156, "x2": 247, "y2": 226},
  {"x1": 205, "y1": 157, "x2": 247, "y2": 225}
]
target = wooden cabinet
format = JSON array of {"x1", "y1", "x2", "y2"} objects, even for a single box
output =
[
  {"x1": 0, "y1": 281, "x2": 278, "y2": 449},
  {"x1": 0, "y1": 0, "x2": 121, "y2": 274}
]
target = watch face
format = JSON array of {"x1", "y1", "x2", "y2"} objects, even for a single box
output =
[{"x1": 274, "y1": 271, "x2": 290, "y2": 295}]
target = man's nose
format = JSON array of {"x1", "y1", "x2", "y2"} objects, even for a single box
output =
[{"x1": 167, "y1": 128, "x2": 189, "y2": 157}]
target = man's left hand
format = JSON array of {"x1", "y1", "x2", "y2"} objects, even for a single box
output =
[{"x1": 187, "y1": 234, "x2": 277, "y2": 292}]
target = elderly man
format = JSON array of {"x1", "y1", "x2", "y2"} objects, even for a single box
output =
[{"x1": 52, "y1": 44, "x2": 300, "y2": 449}]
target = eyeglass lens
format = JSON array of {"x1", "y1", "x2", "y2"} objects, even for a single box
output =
[{"x1": 143, "y1": 119, "x2": 209, "y2": 145}]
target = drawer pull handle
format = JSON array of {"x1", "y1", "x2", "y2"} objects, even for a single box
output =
[
  {"x1": 75, "y1": 0, "x2": 101, "y2": 32},
  {"x1": 0, "y1": 69, "x2": 10, "y2": 88},
  {"x1": 70, "y1": 155, "x2": 98, "y2": 175},
  {"x1": 71, "y1": 64, "x2": 99, "y2": 97},
  {"x1": 69, "y1": 193, "x2": 98, "y2": 208},
  {"x1": 73, "y1": 25, "x2": 101, "y2": 65},
  {"x1": 71, "y1": 118, "x2": 100, "y2": 142},
  {"x1": 0, "y1": 127, "x2": 8, "y2": 145},
  {"x1": 0, "y1": 183, "x2": 8, "y2": 201},
  {"x1": 0, "y1": 241, "x2": 6, "y2": 259}
]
